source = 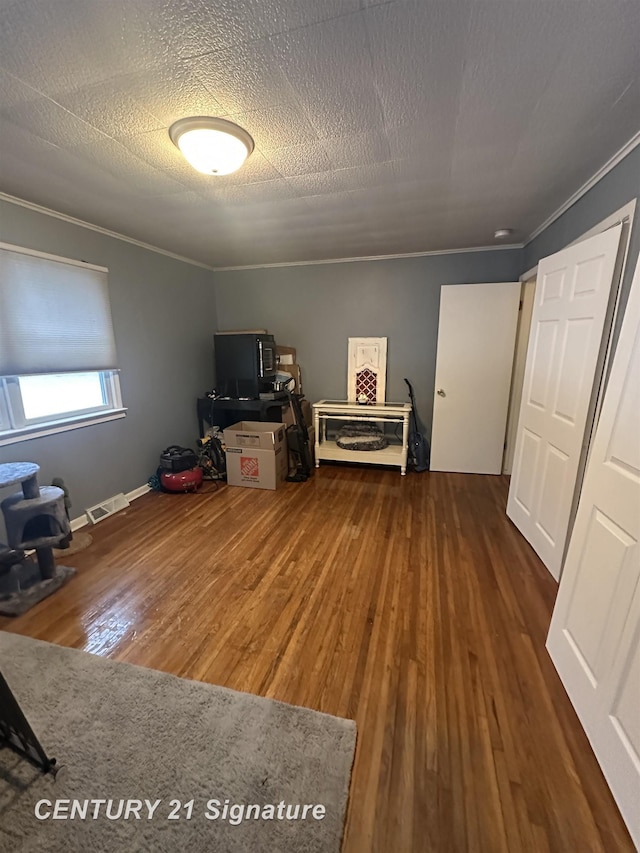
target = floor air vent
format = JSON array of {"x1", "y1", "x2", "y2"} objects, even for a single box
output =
[{"x1": 85, "y1": 493, "x2": 130, "y2": 525}]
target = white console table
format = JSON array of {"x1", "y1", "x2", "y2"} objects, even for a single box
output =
[{"x1": 312, "y1": 400, "x2": 412, "y2": 475}]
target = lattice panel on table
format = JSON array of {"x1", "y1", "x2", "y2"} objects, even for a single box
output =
[
  {"x1": 356, "y1": 368, "x2": 378, "y2": 404},
  {"x1": 348, "y1": 337, "x2": 387, "y2": 403}
]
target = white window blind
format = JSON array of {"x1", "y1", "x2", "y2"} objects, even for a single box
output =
[{"x1": 0, "y1": 242, "x2": 118, "y2": 376}]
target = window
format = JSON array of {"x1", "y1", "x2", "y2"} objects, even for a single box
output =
[{"x1": 0, "y1": 242, "x2": 125, "y2": 445}]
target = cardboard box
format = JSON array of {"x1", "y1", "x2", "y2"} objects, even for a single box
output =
[
  {"x1": 225, "y1": 444, "x2": 287, "y2": 489},
  {"x1": 224, "y1": 421, "x2": 286, "y2": 450},
  {"x1": 276, "y1": 363, "x2": 303, "y2": 394},
  {"x1": 224, "y1": 422, "x2": 287, "y2": 489},
  {"x1": 276, "y1": 344, "x2": 297, "y2": 365}
]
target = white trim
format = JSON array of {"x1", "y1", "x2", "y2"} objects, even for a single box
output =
[
  {"x1": 0, "y1": 240, "x2": 108, "y2": 273},
  {"x1": 2, "y1": 131, "x2": 638, "y2": 273},
  {"x1": 1, "y1": 189, "x2": 523, "y2": 272},
  {"x1": 566, "y1": 198, "x2": 636, "y2": 248},
  {"x1": 525, "y1": 130, "x2": 640, "y2": 246},
  {"x1": 520, "y1": 265, "x2": 539, "y2": 282},
  {"x1": 0, "y1": 409, "x2": 127, "y2": 447},
  {"x1": 70, "y1": 514, "x2": 89, "y2": 532},
  {"x1": 518, "y1": 200, "x2": 637, "y2": 283},
  {"x1": 126, "y1": 483, "x2": 151, "y2": 502},
  {"x1": 69, "y1": 482, "x2": 151, "y2": 531},
  {"x1": 0, "y1": 192, "x2": 215, "y2": 272},
  {"x1": 211, "y1": 242, "x2": 523, "y2": 272}
]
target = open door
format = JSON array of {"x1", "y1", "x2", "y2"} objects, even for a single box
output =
[
  {"x1": 546, "y1": 253, "x2": 640, "y2": 847},
  {"x1": 430, "y1": 282, "x2": 520, "y2": 474},
  {"x1": 507, "y1": 225, "x2": 622, "y2": 579}
]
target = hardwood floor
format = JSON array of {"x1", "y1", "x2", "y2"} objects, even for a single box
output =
[{"x1": 1, "y1": 467, "x2": 633, "y2": 852}]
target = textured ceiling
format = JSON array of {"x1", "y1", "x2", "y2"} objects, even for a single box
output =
[{"x1": 0, "y1": 0, "x2": 638, "y2": 268}]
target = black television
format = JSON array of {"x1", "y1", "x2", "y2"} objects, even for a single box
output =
[{"x1": 214, "y1": 333, "x2": 277, "y2": 398}]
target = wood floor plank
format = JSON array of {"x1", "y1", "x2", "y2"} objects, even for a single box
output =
[{"x1": 0, "y1": 467, "x2": 634, "y2": 852}]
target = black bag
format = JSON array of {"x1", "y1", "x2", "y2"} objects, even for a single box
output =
[
  {"x1": 285, "y1": 391, "x2": 312, "y2": 482},
  {"x1": 404, "y1": 378, "x2": 430, "y2": 472},
  {"x1": 159, "y1": 445, "x2": 198, "y2": 472},
  {"x1": 197, "y1": 432, "x2": 227, "y2": 480}
]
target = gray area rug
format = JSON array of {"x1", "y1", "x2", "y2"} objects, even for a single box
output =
[{"x1": 0, "y1": 633, "x2": 356, "y2": 853}]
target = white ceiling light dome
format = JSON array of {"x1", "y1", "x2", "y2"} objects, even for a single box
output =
[
  {"x1": 494, "y1": 228, "x2": 514, "y2": 240},
  {"x1": 169, "y1": 117, "x2": 254, "y2": 176}
]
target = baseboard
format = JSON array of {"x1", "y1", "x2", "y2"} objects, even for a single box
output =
[
  {"x1": 70, "y1": 483, "x2": 151, "y2": 531},
  {"x1": 126, "y1": 483, "x2": 151, "y2": 502}
]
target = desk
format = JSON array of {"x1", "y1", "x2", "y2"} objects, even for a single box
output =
[
  {"x1": 312, "y1": 400, "x2": 412, "y2": 475},
  {"x1": 197, "y1": 397, "x2": 287, "y2": 435}
]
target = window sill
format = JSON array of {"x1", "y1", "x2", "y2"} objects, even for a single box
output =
[{"x1": 0, "y1": 408, "x2": 127, "y2": 447}]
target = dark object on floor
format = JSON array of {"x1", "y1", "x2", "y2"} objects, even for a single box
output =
[
  {"x1": 285, "y1": 390, "x2": 313, "y2": 482},
  {"x1": 197, "y1": 429, "x2": 227, "y2": 479},
  {"x1": 148, "y1": 468, "x2": 163, "y2": 491},
  {"x1": 159, "y1": 445, "x2": 199, "y2": 472},
  {"x1": 0, "y1": 670, "x2": 57, "y2": 776},
  {"x1": 404, "y1": 378, "x2": 430, "y2": 472},
  {"x1": 336, "y1": 421, "x2": 389, "y2": 451},
  {"x1": 160, "y1": 467, "x2": 203, "y2": 492}
]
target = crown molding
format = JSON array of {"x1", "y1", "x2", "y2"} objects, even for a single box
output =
[
  {"x1": 211, "y1": 242, "x2": 524, "y2": 272},
  {"x1": 525, "y1": 129, "x2": 640, "y2": 246},
  {"x1": 5, "y1": 127, "x2": 637, "y2": 272},
  {"x1": 0, "y1": 192, "x2": 216, "y2": 271}
]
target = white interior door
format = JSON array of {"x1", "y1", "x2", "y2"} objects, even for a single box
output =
[
  {"x1": 507, "y1": 225, "x2": 622, "y2": 580},
  {"x1": 430, "y1": 282, "x2": 520, "y2": 474},
  {"x1": 546, "y1": 254, "x2": 640, "y2": 847}
]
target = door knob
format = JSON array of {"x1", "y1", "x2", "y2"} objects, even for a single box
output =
[{"x1": 437, "y1": 389, "x2": 446, "y2": 397}]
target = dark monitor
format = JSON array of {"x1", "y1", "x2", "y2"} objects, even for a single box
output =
[{"x1": 214, "y1": 333, "x2": 276, "y2": 398}]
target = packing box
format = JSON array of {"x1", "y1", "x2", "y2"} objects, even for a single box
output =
[
  {"x1": 276, "y1": 344, "x2": 296, "y2": 365},
  {"x1": 224, "y1": 422, "x2": 287, "y2": 490},
  {"x1": 224, "y1": 421, "x2": 286, "y2": 450},
  {"x1": 276, "y1": 363, "x2": 303, "y2": 394}
]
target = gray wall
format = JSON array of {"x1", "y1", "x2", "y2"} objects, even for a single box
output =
[
  {"x1": 0, "y1": 199, "x2": 218, "y2": 520},
  {"x1": 2, "y1": 145, "x2": 634, "y2": 522},
  {"x1": 213, "y1": 249, "x2": 523, "y2": 437},
  {"x1": 523, "y1": 145, "x2": 640, "y2": 344},
  {"x1": 213, "y1": 147, "x2": 640, "y2": 443}
]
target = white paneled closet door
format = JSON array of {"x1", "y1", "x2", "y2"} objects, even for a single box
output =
[
  {"x1": 507, "y1": 225, "x2": 622, "y2": 579},
  {"x1": 546, "y1": 253, "x2": 640, "y2": 848}
]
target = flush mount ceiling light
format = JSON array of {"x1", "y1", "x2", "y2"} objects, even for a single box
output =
[
  {"x1": 494, "y1": 228, "x2": 514, "y2": 240},
  {"x1": 169, "y1": 117, "x2": 254, "y2": 176}
]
